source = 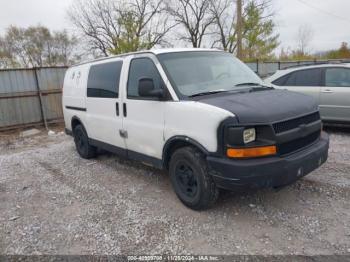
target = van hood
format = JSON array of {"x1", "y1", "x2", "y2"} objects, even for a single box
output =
[{"x1": 195, "y1": 89, "x2": 318, "y2": 124}]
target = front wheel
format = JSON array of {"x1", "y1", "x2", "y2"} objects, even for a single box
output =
[
  {"x1": 73, "y1": 125, "x2": 97, "y2": 159},
  {"x1": 169, "y1": 147, "x2": 219, "y2": 210}
]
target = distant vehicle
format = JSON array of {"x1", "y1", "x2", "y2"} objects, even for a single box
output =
[
  {"x1": 265, "y1": 63, "x2": 350, "y2": 123},
  {"x1": 62, "y1": 48, "x2": 329, "y2": 210}
]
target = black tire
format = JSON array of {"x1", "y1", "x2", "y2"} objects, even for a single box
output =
[
  {"x1": 73, "y1": 125, "x2": 97, "y2": 159},
  {"x1": 169, "y1": 146, "x2": 219, "y2": 210}
]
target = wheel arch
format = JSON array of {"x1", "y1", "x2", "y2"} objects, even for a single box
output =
[
  {"x1": 162, "y1": 136, "x2": 209, "y2": 170},
  {"x1": 71, "y1": 116, "x2": 86, "y2": 135}
]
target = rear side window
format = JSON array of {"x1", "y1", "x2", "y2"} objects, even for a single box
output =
[
  {"x1": 283, "y1": 69, "x2": 322, "y2": 87},
  {"x1": 325, "y1": 68, "x2": 350, "y2": 87},
  {"x1": 87, "y1": 61, "x2": 123, "y2": 98},
  {"x1": 127, "y1": 58, "x2": 163, "y2": 99}
]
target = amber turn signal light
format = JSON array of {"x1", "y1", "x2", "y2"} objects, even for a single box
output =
[{"x1": 227, "y1": 145, "x2": 277, "y2": 158}]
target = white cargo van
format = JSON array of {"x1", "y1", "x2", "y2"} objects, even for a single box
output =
[{"x1": 63, "y1": 48, "x2": 329, "y2": 210}]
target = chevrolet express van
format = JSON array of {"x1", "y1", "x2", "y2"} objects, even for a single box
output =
[{"x1": 63, "y1": 48, "x2": 329, "y2": 210}]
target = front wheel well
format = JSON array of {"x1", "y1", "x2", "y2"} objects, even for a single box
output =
[{"x1": 163, "y1": 137, "x2": 208, "y2": 170}]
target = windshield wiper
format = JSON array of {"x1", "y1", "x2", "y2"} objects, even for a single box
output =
[
  {"x1": 235, "y1": 82, "x2": 262, "y2": 87},
  {"x1": 249, "y1": 86, "x2": 274, "y2": 92},
  {"x1": 189, "y1": 90, "x2": 228, "y2": 98},
  {"x1": 234, "y1": 83, "x2": 274, "y2": 92}
]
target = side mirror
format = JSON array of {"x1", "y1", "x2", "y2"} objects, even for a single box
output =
[{"x1": 138, "y1": 78, "x2": 164, "y2": 99}]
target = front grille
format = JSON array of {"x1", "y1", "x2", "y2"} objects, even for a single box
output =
[
  {"x1": 278, "y1": 131, "x2": 320, "y2": 155},
  {"x1": 273, "y1": 112, "x2": 320, "y2": 134}
]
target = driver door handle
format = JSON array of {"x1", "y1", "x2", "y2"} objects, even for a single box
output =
[
  {"x1": 123, "y1": 103, "x2": 127, "y2": 117},
  {"x1": 322, "y1": 89, "x2": 333, "y2": 93},
  {"x1": 116, "y1": 102, "x2": 119, "y2": 116}
]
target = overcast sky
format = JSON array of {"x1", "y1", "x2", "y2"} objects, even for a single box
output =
[{"x1": 0, "y1": 0, "x2": 349, "y2": 54}]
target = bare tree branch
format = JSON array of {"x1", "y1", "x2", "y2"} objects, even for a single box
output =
[
  {"x1": 166, "y1": 0, "x2": 215, "y2": 48},
  {"x1": 68, "y1": 0, "x2": 172, "y2": 56}
]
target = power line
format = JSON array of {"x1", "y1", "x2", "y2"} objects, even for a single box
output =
[{"x1": 296, "y1": 0, "x2": 350, "y2": 24}]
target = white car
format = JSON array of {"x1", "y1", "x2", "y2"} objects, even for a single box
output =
[
  {"x1": 265, "y1": 63, "x2": 350, "y2": 123},
  {"x1": 63, "y1": 48, "x2": 329, "y2": 210}
]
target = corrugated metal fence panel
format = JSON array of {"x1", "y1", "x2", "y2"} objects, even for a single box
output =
[
  {"x1": 0, "y1": 69, "x2": 37, "y2": 93},
  {"x1": 37, "y1": 68, "x2": 67, "y2": 121},
  {"x1": 0, "y1": 97, "x2": 42, "y2": 127},
  {"x1": 0, "y1": 69, "x2": 42, "y2": 127},
  {"x1": 0, "y1": 67, "x2": 67, "y2": 129},
  {"x1": 37, "y1": 67, "x2": 67, "y2": 91}
]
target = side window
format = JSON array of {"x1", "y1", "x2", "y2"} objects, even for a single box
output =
[
  {"x1": 325, "y1": 68, "x2": 350, "y2": 87},
  {"x1": 127, "y1": 58, "x2": 163, "y2": 99},
  {"x1": 87, "y1": 61, "x2": 123, "y2": 98},
  {"x1": 283, "y1": 69, "x2": 322, "y2": 86},
  {"x1": 272, "y1": 74, "x2": 289, "y2": 86}
]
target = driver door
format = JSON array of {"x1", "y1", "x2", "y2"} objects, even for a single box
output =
[{"x1": 121, "y1": 55, "x2": 168, "y2": 164}]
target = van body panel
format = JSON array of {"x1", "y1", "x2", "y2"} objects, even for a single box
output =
[
  {"x1": 164, "y1": 101, "x2": 234, "y2": 153},
  {"x1": 62, "y1": 65, "x2": 89, "y2": 131},
  {"x1": 120, "y1": 54, "x2": 172, "y2": 159},
  {"x1": 85, "y1": 59, "x2": 126, "y2": 148}
]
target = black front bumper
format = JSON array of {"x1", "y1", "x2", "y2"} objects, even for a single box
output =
[{"x1": 207, "y1": 132, "x2": 329, "y2": 191}]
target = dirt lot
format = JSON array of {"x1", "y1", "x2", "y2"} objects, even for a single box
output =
[{"x1": 0, "y1": 126, "x2": 350, "y2": 255}]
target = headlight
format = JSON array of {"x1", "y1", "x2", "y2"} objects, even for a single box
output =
[{"x1": 243, "y1": 128, "x2": 256, "y2": 144}]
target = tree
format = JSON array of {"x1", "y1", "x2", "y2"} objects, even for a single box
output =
[
  {"x1": 49, "y1": 30, "x2": 80, "y2": 66},
  {"x1": 0, "y1": 40, "x2": 19, "y2": 68},
  {"x1": 278, "y1": 46, "x2": 315, "y2": 61},
  {"x1": 0, "y1": 25, "x2": 78, "y2": 68},
  {"x1": 210, "y1": 0, "x2": 279, "y2": 59},
  {"x1": 326, "y1": 42, "x2": 350, "y2": 59},
  {"x1": 242, "y1": 0, "x2": 279, "y2": 60},
  {"x1": 209, "y1": 0, "x2": 236, "y2": 52},
  {"x1": 296, "y1": 24, "x2": 314, "y2": 56},
  {"x1": 166, "y1": 0, "x2": 215, "y2": 48},
  {"x1": 0, "y1": 26, "x2": 32, "y2": 67},
  {"x1": 68, "y1": 0, "x2": 172, "y2": 56}
]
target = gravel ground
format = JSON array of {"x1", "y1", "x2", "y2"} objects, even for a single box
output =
[{"x1": 0, "y1": 127, "x2": 350, "y2": 255}]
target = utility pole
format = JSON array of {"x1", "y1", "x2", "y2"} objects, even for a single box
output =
[{"x1": 236, "y1": 0, "x2": 243, "y2": 59}]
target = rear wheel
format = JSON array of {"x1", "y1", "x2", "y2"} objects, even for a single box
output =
[
  {"x1": 169, "y1": 147, "x2": 219, "y2": 210},
  {"x1": 73, "y1": 125, "x2": 97, "y2": 159}
]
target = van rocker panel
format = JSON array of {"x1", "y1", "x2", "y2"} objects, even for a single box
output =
[{"x1": 207, "y1": 132, "x2": 329, "y2": 190}]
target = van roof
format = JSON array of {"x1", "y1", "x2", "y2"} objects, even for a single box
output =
[{"x1": 71, "y1": 48, "x2": 222, "y2": 67}]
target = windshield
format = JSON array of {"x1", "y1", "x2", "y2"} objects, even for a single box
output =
[{"x1": 157, "y1": 51, "x2": 264, "y2": 97}]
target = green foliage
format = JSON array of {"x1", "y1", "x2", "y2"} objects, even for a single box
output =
[
  {"x1": 242, "y1": 0, "x2": 279, "y2": 60},
  {"x1": 278, "y1": 47, "x2": 315, "y2": 61},
  {"x1": 109, "y1": 11, "x2": 153, "y2": 55},
  {"x1": 278, "y1": 42, "x2": 350, "y2": 61},
  {"x1": 325, "y1": 42, "x2": 350, "y2": 59},
  {"x1": 0, "y1": 25, "x2": 78, "y2": 68}
]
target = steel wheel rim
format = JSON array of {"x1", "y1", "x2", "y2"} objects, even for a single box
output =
[{"x1": 175, "y1": 161, "x2": 198, "y2": 198}]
